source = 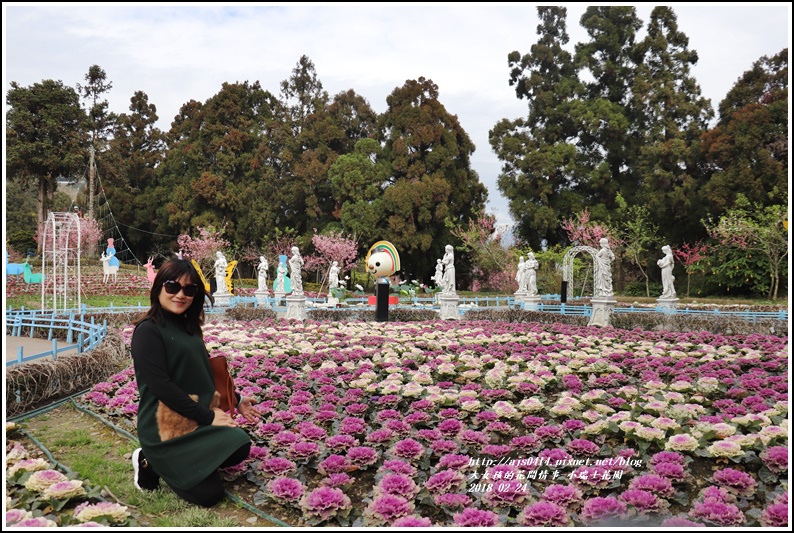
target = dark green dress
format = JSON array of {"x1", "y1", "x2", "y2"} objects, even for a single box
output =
[{"x1": 131, "y1": 314, "x2": 250, "y2": 491}]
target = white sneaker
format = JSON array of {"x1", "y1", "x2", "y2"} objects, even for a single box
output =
[{"x1": 132, "y1": 447, "x2": 159, "y2": 491}]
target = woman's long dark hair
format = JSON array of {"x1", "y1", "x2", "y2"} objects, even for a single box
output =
[{"x1": 134, "y1": 259, "x2": 213, "y2": 336}]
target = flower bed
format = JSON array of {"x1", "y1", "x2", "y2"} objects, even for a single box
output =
[
  {"x1": 5, "y1": 422, "x2": 137, "y2": 527},
  {"x1": 74, "y1": 319, "x2": 787, "y2": 526}
]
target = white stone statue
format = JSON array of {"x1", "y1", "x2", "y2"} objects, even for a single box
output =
[
  {"x1": 526, "y1": 252, "x2": 539, "y2": 296},
  {"x1": 594, "y1": 238, "x2": 615, "y2": 298},
  {"x1": 432, "y1": 259, "x2": 444, "y2": 289},
  {"x1": 657, "y1": 245, "x2": 676, "y2": 299},
  {"x1": 257, "y1": 256, "x2": 269, "y2": 292},
  {"x1": 441, "y1": 244, "x2": 456, "y2": 295},
  {"x1": 214, "y1": 251, "x2": 228, "y2": 295},
  {"x1": 273, "y1": 260, "x2": 287, "y2": 293},
  {"x1": 328, "y1": 261, "x2": 340, "y2": 290},
  {"x1": 515, "y1": 256, "x2": 526, "y2": 294},
  {"x1": 289, "y1": 246, "x2": 304, "y2": 295}
]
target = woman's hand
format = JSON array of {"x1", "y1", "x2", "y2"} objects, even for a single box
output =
[
  {"x1": 211, "y1": 408, "x2": 238, "y2": 428},
  {"x1": 237, "y1": 396, "x2": 260, "y2": 424}
]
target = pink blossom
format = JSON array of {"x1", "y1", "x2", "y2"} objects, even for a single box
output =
[
  {"x1": 299, "y1": 486, "x2": 352, "y2": 523},
  {"x1": 566, "y1": 438, "x2": 601, "y2": 457},
  {"x1": 259, "y1": 457, "x2": 297, "y2": 478},
  {"x1": 689, "y1": 500, "x2": 746, "y2": 526},
  {"x1": 366, "y1": 429, "x2": 395, "y2": 446},
  {"x1": 325, "y1": 434, "x2": 358, "y2": 451},
  {"x1": 650, "y1": 451, "x2": 685, "y2": 465},
  {"x1": 437, "y1": 419, "x2": 463, "y2": 436},
  {"x1": 322, "y1": 473, "x2": 353, "y2": 489},
  {"x1": 712, "y1": 467, "x2": 757, "y2": 498},
  {"x1": 510, "y1": 434, "x2": 543, "y2": 453},
  {"x1": 267, "y1": 477, "x2": 305, "y2": 502},
  {"x1": 619, "y1": 489, "x2": 670, "y2": 515},
  {"x1": 579, "y1": 496, "x2": 628, "y2": 525},
  {"x1": 651, "y1": 461, "x2": 686, "y2": 481},
  {"x1": 481, "y1": 444, "x2": 512, "y2": 458},
  {"x1": 517, "y1": 501, "x2": 571, "y2": 527},
  {"x1": 318, "y1": 454, "x2": 352, "y2": 475},
  {"x1": 452, "y1": 507, "x2": 501, "y2": 527},
  {"x1": 363, "y1": 494, "x2": 415, "y2": 526},
  {"x1": 437, "y1": 454, "x2": 470, "y2": 470},
  {"x1": 286, "y1": 441, "x2": 321, "y2": 461},
  {"x1": 425, "y1": 469, "x2": 466, "y2": 495},
  {"x1": 434, "y1": 493, "x2": 472, "y2": 508},
  {"x1": 381, "y1": 459, "x2": 417, "y2": 477},
  {"x1": 346, "y1": 446, "x2": 379, "y2": 467},
  {"x1": 375, "y1": 474, "x2": 419, "y2": 499},
  {"x1": 628, "y1": 474, "x2": 675, "y2": 497},
  {"x1": 760, "y1": 502, "x2": 788, "y2": 527},
  {"x1": 542, "y1": 483, "x2": 584, "y2": 509},
  {"x1": 390, "y1": 438, "x2": 425, "y2": 462},
  {"x1": 760, "y1": 445, "x2": 788, "y2": 474}
]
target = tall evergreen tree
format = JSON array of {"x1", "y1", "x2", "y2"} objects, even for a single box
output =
[
  {"x1": 574, "y1": 6, "x2": 643, "y2": 211},
  {"x1": 6, "y1": 79, "x2": 87, "y2": 225},
  {"x1": 490, "y1": 6, "x2": 586, "y2": 247},
  {"x1": 157, "y1": 81, "x2": 281, "y2": 246},
  {"x1": 101, "y1": 91, "x2": 167, "y2": 257},
  {"x1": 378, "y1": 77, "x2": 487, "y2": 279},
  {"x1": 631, "y1": 6, "x2": 714, "y2": 243},
  {"x1": 701, "y1": 49, "x2": 788, "y2": 214},
  {"x1": 291, "y1": 88, "x2": 378, "y2": 238},
  {"x1": 328, "y1": 137, "x2": 389, "y2": 253},
  {"x1": 77, "y1": 65, "x2": 116, "y2": 217}
]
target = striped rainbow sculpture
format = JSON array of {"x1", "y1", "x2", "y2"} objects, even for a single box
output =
[{"x1": 366, "y1": 241, "x2": 400, "y2": 278}]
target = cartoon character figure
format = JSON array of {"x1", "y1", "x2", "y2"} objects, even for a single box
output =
[{"x1": 366, "y1": 241, "x2": 401, "y2": 280}]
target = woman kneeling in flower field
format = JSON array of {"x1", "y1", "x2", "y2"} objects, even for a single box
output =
[{"x1": 131, "y1": 259, "x2": 260, "y2": 507}]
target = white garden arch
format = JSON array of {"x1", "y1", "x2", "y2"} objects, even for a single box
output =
[
  {"x1": 41, "y1": 212, "x2": 82, "y2": 312},
  {"x1": 562, "y1": 245, "x2": 598, "y2": 301}
]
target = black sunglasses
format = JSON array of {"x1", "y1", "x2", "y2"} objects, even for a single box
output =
[{"x1": 163, "y1": 280, "x2": 199, "y2": 297}]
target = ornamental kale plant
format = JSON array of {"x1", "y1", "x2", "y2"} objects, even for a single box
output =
[{"x1": 79, "y1": 319, "x2": 788, "y2": 527}]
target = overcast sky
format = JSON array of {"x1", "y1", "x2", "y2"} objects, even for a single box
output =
[{"x1": 4, "y1": 3, "x2": 791, "y2": 237}]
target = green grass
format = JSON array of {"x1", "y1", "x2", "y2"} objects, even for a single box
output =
[{"x1": 20, "y1": 403, "x2": 255, "y2": 527}]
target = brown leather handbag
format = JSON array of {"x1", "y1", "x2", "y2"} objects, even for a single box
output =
[{"x1": 209, "y1": 356, "x2": 237, "y2": 415}]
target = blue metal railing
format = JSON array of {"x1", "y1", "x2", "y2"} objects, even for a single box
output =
[
  {"x1": 7, "y1": 295, "x2": 785, "y2": 365},
  {"x1": 6, "y1": 311, "x2": 108, "y2": 367}
]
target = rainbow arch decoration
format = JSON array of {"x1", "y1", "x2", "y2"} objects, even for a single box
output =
[{"x1": 366, "y1": 241, "x2": 401, "y2": 277}]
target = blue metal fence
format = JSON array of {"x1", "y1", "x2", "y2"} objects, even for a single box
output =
[
  {"x1": 7, "y1": 296, "x2": 785, "y2": 365},
  {"x1": 5, "y1": 311, "x2": 108, "y2": 367}
]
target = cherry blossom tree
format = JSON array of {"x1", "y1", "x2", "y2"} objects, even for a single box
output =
[
  {"x1": 304, "y1": 229, "x2": 358, "y2": 277},
  {"x1": 560, "y1": 208, "x2": 621, "y2": 248},
  {"x1": 448, "y1": 211, "x2": 513, "y2": 292},
  {"x1": 35, "y1": 216, "x2": 103, "y2": 258},
  {"x1": 177, "y1": 225, "x2": 230, "y2": 275},
  {"x1": 674, "y1": 241, "x2": 711, "y2": 298}
]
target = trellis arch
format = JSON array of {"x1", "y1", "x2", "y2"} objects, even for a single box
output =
[
  {"x1": 562, "y1": 246, "x2": 597, "y2": 301},
  {"x1": 41, "y1": 212, "x2": 82, "y2": 312}
]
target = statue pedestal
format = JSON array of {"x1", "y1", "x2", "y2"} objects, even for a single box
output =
[
  {"x1": 327, "y1": 296, "x2": 340, "y2": 307},
  {"x1": 439, "y1": 294, "x2": 460, "y2": 320},
  {"x1": 521, "y1": 294, "x2": 541, "y2": 311},
  {"x1": 656, "y1": 298, "x2": 679, "y2": 313},
  {"x1": 513, "y1": 290, "x2": 526, "y2": 309},
  {"x1": 213, "y1": 292, "x2": 231, "y2": 307},
  {"x1": 588, "y1": 297, "x2": 616, "y2": 327},
  {"x1": 285, "y1": 295, "x2": 307, "y2": 321},
  {"x1": 255, "y1": 290, "x2": 272, "y2": 309},
  {"x1": 273, "y1": 291, "x2": 285, "y2": 306}
]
